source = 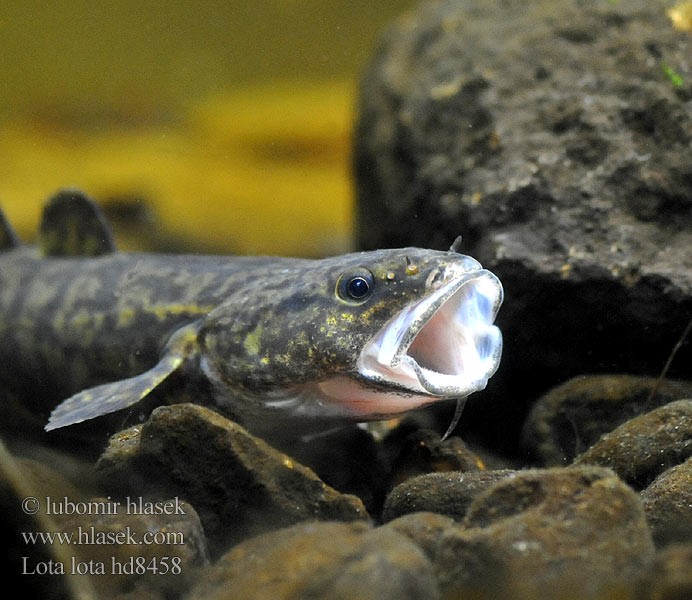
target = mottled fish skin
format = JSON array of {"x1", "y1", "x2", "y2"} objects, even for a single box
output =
[
  {"x1": 0, "y1": 245, "x2": 276, "y2": 399},
  {"x1": 197, "y1": 249, "x2": 485, "y2": 401},
  {"x1": 0, "y1": 191, "x2": 503, "y2": 433}
]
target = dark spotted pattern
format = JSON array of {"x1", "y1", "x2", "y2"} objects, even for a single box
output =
[
  {"x1": 1, "y1": 193, "x2": 486, "y2": 430},
  {"x1": 0, "y1": 241, "x2": 478, "y2": 428}
]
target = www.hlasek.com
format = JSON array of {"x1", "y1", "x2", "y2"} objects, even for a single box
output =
[
  {"x1": 20, "y1": 495, "x2": 187, "y2": 576},
  {"x1": 22, "y1": 525, "x2": 185, "y2": 547}
]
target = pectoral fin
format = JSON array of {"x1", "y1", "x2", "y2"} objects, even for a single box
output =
[
  {"x1": 45, "y1": 324, "x2": 200, "y2": 431},
  {"x1": 45, "y1": 355, "x2": 183, "y2": 431}
]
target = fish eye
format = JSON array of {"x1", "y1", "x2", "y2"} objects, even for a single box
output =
[
  {"x1": 347, "y1": 276, "x2": 370, "y2": 298},
  {"x1": 336, "y1": 268, "x2": 375, "y2": 303}
]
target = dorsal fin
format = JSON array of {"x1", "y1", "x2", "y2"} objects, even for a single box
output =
[
  {"x1": 0, "y1": 206, "x2": 21, "y2": 250},
  {"x1": 39, "y1": 189, "x2": 116, "y2": 257}
]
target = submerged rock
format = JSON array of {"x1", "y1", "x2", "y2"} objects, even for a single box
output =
[
  {"x1": 266, "y1": 423, "x2": 389, "y2": 517},
  {"x1": 381, "y1": 469, "x2": 515, "y2": 523},
  {"x1": 186, "y1": 521, "x2": 439, "y2": 600},
  {"x1": 640, "y1": 544, "x2": 692, "y2": 600},
  {"x1": 434, "y1": 467, "x2": 654, "y2": 599},
  {"x1": 51, "y1": 497, "x2": 208, "y2": 599},
  {"x1": 641, "y1": 456, "x2": 692, "y2": 546},
  {"x1": 0, "y1": 442, "x2": 98, "y2": 600},
  {"x1": 96, "y1": 404, "x2": 368, "y2": 556},
  {"x1": 384, "y1": 427, "x2": 484, "y2": 487},
  {"x1": 523, "y1": 375, "x2": 692, "y2": 465},
  {"x1": 574, "y1": 399, "x2": 692, "y2": 488},
  {"x1": 380, "y1": 512, "x2": 457, "y2": 562},
  {"x1": 354, "y1": 0, "x2": 692, "y2": 454}
]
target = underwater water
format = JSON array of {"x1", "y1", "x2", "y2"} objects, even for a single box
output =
[
  {"x1": 2, "y1": 1, "x2": 692, "y2": 599},
  {"x1": 0, "y1": 0, "x2": 416, "y2": 257}
]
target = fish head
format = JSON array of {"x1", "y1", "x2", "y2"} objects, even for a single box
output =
[{"x1": 199, "y1": 248, "x2": 503, "y2": 420}]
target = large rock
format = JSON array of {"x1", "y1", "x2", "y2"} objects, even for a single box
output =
[
  {"x1": 186, "y1": 521, "x2": 439, "y2": 600},
  {"x1": 96, "y1": 404, "x2": 368, "y2": 556},
  {"x1": 52, "y1": 497, "x2": 208, "y2": 599},
  {"x1": 641, "y1": 456, "x2": 692, "y2": 545},
  {"x1": 381, "y1": 469, "x2": 515, "y2": 522},
  {"x1": 380, "y1": 511, "x2": 457, "y2": 561},
  {"x1": 574, "y1": 399, "x2": 692, "y2": 488},
  {"x1": 434, "y1": 467, "x2": 655, "y2": 598},
  {"x1": 354, "y1": 0, "x2": 692, "y2": 454},
  {"x1": 0, "y1": 441, "x2": 97, "y2": 600},
  {"x1": 264, "y1": 423, "x2": 389, "y2": 517},
  {"x1": 523, "y1": 375, "x2": 692, "y2": 465},
  {"x1": 640, "y1": 544, "x2": 692, "y2": 599}
]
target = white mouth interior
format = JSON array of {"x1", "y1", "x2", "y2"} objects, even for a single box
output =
[{"x1": 357, "y1": 268, "x2": 503, "y2": 398}]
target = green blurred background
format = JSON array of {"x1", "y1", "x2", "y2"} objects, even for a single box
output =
[{"x1": 0, "y1": 0, "x2": 416, "y2": 256}]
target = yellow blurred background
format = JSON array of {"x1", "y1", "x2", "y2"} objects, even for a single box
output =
[{"x1": 0, "y1": 1, "x2": 415, "y2": 256}]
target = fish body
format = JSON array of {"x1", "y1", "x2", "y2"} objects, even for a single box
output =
[{"x1": 0, "y1": 191, "x2": 503, "y2": 434}]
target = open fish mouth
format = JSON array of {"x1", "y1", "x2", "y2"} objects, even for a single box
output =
[{"x1": 357, "y1": 264, "x2": 503, "y2": 398}]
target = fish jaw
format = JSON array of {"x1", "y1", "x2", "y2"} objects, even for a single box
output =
[
  {"x1": 355, "y1": 263, "x2": 503, "y2": 405},
  {"x1": 269, "y1": 264, "x2": 504, "y2": 421}
]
